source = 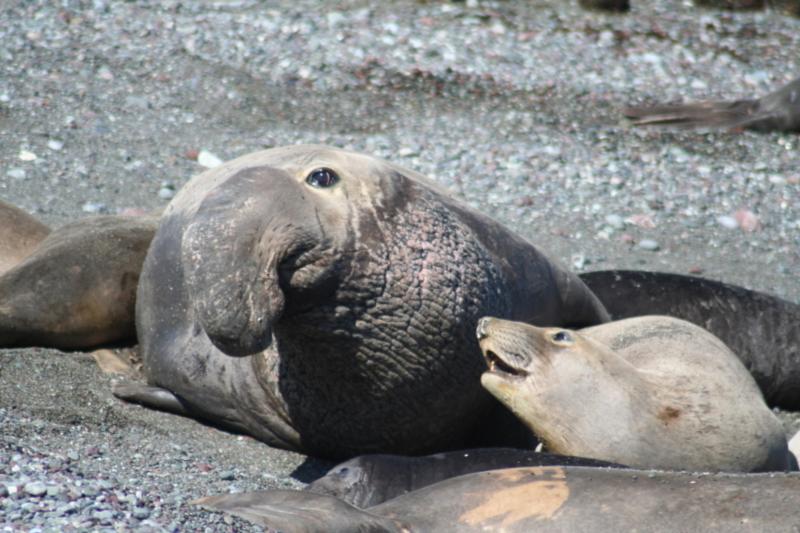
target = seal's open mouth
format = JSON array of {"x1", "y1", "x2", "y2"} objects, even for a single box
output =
[{"x1": 484, "y1": 350, "x2": 528, "y2": 378}]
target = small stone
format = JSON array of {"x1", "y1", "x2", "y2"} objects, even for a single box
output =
[
  {"x1": 717, "y1": 215, "x2": 738, "y2": 229},
  {"x1": 197, "y1": 150, "x2": 223, "y2": 168},
  {"x1": 219, "y1": 470, "x2": 235, "y2": 481},
  {"x1": 24, "y1": 482, "x2": 47, "y2": 497},
  {"x1": 7, "y1": 168, "x2": 26, "y2": 179},
  {"x1": 82, "y1": 202, "x2": 106, "y2": 214},
  {"x1": 19, "y1": 149, "x2": 37, "y2": 161},
  {"x1": 605, "y1": 214, "x2": 625, "y2": 229},
  {"x1": 47, "y1": 139, "x2": 64, "y2": 151},
  {"x1": 734, "y1": 209, "x2": 760, "y2": 232},
  {"x1": 93, "y1": 509, "x2": 114, "y2": 522},
  {"x1": 0, "y1": 484, "x2": 8, "y2": 498},
  {"x1": 638, "y1": 239, "x2": 660, "y2": 252},
  {"x1": 132, "y1": 507, "x2": 151, "y2": 520},
  {"x1": 158, "y1": 187, "x2": 175, "y2": 200},
  {"x1": 571, "y1": 253, "x2": 589, "y2": 270}
]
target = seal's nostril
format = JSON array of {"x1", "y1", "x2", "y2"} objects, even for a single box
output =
[{"x1": 476, "y1": 317, "x2": 490, "y2": 340}]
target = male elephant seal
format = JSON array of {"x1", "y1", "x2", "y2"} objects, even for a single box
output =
[
  {"x1": 477, "y1": 315, "x2": 791, "y2": 472},
  {"x1": 306, "y1": 448, "x2": 622, "y2": 508},
  {"x1": 197, "y1": 466, "x2": 800, "y2": 532},
  {"x1": 624, "y1": 75, "x2": 800, "y2": 133},
  {"x1": 116, "y1": 144, "x2": 608, "y2": 458}
]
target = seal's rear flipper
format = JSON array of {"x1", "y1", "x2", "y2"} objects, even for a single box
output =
[
  {"x1": 194, "y1": 490, "x2": 401, "y2": 532},
  {"x1": 624, "y1": 100, "x2": 758, "y2": 130},
  {"x1": 579, "y1": 270, "x2": 800, "y2": 409},
  {"x1": 624, "y1": 76, "x2": 800, "y2": 133},
  {"x1": 112, "y1": 382, "x2": 189, "y2": 416}
]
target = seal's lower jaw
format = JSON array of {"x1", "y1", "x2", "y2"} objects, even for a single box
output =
[{"x1": 482, "y1": 349, "x2": 529, "y2": 379}]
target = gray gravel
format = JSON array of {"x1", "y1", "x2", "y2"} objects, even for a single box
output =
[{"x1": 1, "y1": 0, "x2": 799, "y2": 530}]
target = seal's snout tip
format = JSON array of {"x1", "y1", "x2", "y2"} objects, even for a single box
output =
[{"x1": 476, "y1": 317, "x2": 492, "y2": 341}]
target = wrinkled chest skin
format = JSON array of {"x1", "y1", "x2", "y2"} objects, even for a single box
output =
[{"x1": 135, "y1": 145, "x2": 608, "y2": 458}]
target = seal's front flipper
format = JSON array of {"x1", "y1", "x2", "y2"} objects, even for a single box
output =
[
  {"x1": 112, "y1": 382, "x2": 190, "y2": 416},
  {"x1": 194, "y1": 490, "x2": 401, "y2": 532},
  {"x1": 0, "y1": 215, "x2": 158, "y2": 349},
  {"x1": 579, "y1": 270, "x2": 800, "y2": 409}
]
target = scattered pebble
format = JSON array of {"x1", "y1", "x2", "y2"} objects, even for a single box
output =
[
  {"x1": 24, "y1": 482, "x2": 47, "y2": 497},
  {"x1": 605, "y1": 214, "x2": 625, "y2": 229},
  {"x1": 7, "y1": 167, "x2": 26, "y2": 179},
  {"x1": 734, "y1": 209, "x2": 761, "y2": 232},
  {"x1": 638, "y1": 239, "x2": 660, "y2": 252},
  {"x1": 18, "y1": 149, "x2": 37, "y2": 161},
  {"x1": 717, "y1": 215, "x2": 738, "y2": 229},
  {"x1": 197, "y1": 150, "x2": 223, "y2": 168},
  {"x1": 81, "y1": 202, "x2": 107, "y2": 214},
  {"x1": 47, "y1": 139, "x2": 64, "y2": 151}
]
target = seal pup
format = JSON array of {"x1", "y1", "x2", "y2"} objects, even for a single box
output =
[
  {"x1": 197, "y1": 466, "x2": 800, "y2": 532},
  {"x1": 115, "y1": 144, "x2": 609, "y2": 458},
  {"x1": 478, "y1": 315, "x2": 791, "y2": 472},
  {"x1": 580, "y1": 270, "x2": 800, "y2": 408},
  {"x1": 0, "y1": 199, "x2": 50, "y2": 276},
  {"x1": 624, "y1": 76, "x2": 800, "y2": 133},
  {"x1": 306, "y1": 448, "x2": 622, "y2": 508},
  {"x1": 0, "y1": 214, "x2": 158, "y2": 348}
]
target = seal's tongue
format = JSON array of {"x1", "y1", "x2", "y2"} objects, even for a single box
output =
[{"x1": 182, "y1": 166, "x2": 310, "y2": 357}]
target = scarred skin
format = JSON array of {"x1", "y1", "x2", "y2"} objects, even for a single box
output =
[{"x1": 131, "y1": 145, "x2": 609, "y2": 458}]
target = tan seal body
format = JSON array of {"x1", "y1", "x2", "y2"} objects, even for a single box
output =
[
  {"x1": 127, "y1": 144, "x2": 608, "y2": 458},
  {"x1": 0, "y1": 214, "x2": 158, "y2": 348},
  {"x1": 197, "y1": 466, "x2": 800, "y2": 532},
  {"x1": 0, "y1": 199, "x2": 50, "y2": 276},
  {"x1": 478, "y1": 315, "x2": 790, "y2": 472}
]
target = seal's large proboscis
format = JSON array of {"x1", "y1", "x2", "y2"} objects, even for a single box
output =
[
  {"x1": 196, "y1": 466, "x2": 800, "y2": 532},
  {"x1": 580, "y1": 270, "x2": 800, "y2": 408},
  {"x1": 128, "y1": 145, "x2": 609, "y2": 457},
  {"x1": 478, "y1": 315, "x2": 791, "y2": 472}
]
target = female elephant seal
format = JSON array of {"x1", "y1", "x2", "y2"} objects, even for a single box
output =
[
  {"x1": 477, "y1": 315, "x2": 791, "y2": 472},
  {"x1": 118, "y1": 144, "x2": 608, "y2": 458}
]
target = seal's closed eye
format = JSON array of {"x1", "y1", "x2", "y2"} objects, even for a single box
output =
[{"x1": 306, "y1": 168, "x2": 339, "y2": 188}]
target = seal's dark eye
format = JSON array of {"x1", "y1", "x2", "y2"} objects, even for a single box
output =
[
  {"x1": 306, "y1": 168, "x2": 339, "y2": 188},
  {"x1": 552, "y1": 331, "x2": 572, "y2": 343}
]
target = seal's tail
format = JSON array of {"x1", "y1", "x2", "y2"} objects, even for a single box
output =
[{"x1": 579, "y1": 270, "x2": 800, "y2": 410}]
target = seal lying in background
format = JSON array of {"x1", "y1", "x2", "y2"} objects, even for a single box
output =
[
  {"x1": 197, "y1": 466, "x2": 800, "y2": 532},
  {"x1": 0, "y1": 199, "x2": 50, "y2": 276},
  {"x1": 478, "y1": 315, "x2": 791, "y2": 472},
  {"x1": 624, "y1": 76, "x2": 800, "y2": 133},
  {"x1": 305, "y1": 448, "x2": 622, "y2": 508},
  {"x1": 0, "y1": 213, "x2": 157, "y2": 348},
  {"x1": 0, "y1": 145, "x2": 608, "y2": 458}
]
